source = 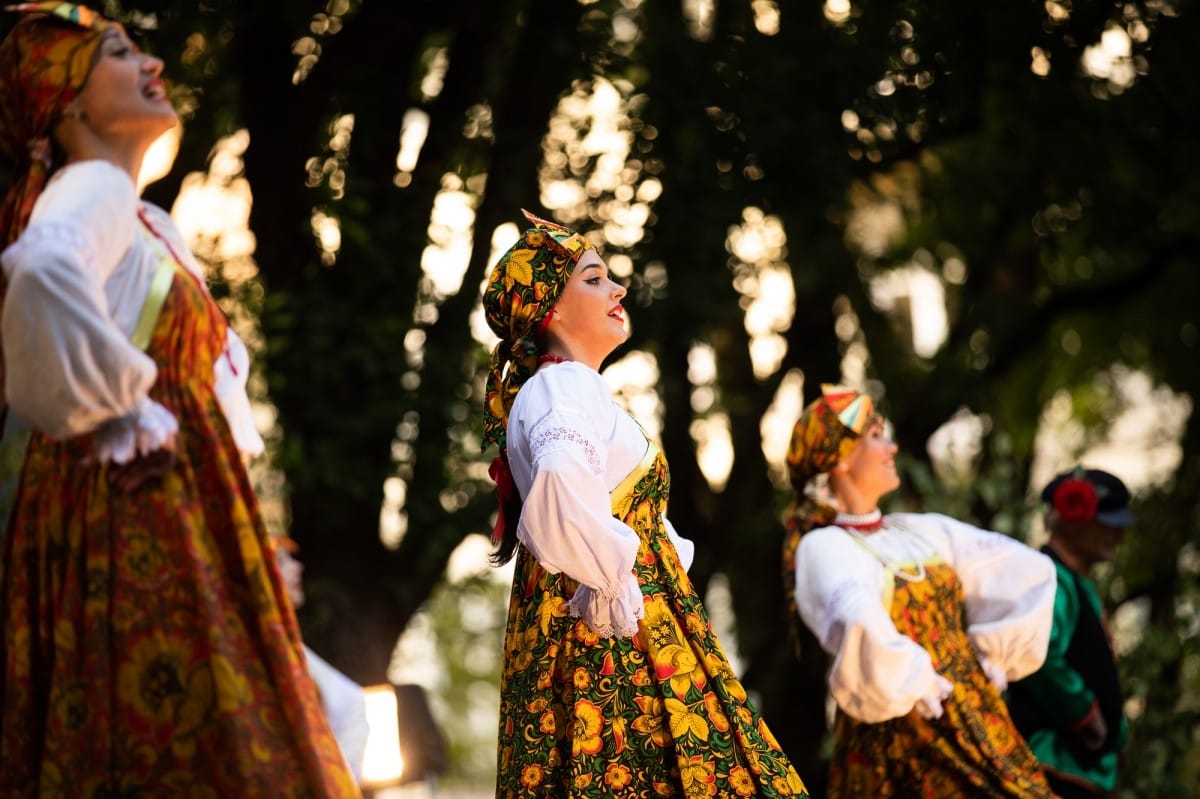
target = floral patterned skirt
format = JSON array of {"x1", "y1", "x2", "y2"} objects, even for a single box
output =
[
  {"x1": 496, "y1": 444, "x2": 807, "y2": 798},
  {"x1": 828, "y1": 564, "x2": 1056, "y2": 799},
  {"x1": 0, "y1": 272, "x2": 359, "y2": 797}
]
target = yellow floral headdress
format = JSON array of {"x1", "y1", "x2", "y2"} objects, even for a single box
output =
[{"x1": 481, "y1": 209, "x2": 593, "y2": 452}]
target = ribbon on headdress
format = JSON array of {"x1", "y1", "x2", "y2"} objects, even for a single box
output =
[
  {"x1": 0, "y1": 2, "x2": 116, "y2": 244},
  {"x1": 785, "y1": 384, "x2": 879, "y2": 490}
]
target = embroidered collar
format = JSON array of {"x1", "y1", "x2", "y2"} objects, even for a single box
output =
[{"x1": 834, "y1": 509, "x2": 884, "y2": 531}]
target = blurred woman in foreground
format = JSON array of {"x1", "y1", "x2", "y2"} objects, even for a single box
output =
[{"x1": 0, "y1": 4, "x2": 358, "y2": 795}]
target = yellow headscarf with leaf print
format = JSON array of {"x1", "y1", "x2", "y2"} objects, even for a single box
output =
[{"x1": 481, "y1": 209, "x2": 594, "y2": 452}]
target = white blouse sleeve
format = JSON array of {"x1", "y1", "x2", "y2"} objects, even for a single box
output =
[
  {"x1": 0, "y1": 161, "x2": 172, "y2": 456},
  {"x1": 936, "y1": 513, "x2": 1056, "y2": 682},
  {"x1": 212, "y1": 320, "x2": 264, "y2": 456},
  {"x1": 303, "y1": 645, "x2": 368, "y2": 783},
  {"x1": 794, "y1": 528, "x2": 948, "y2": 723},
  {"x1": 514, "y1": 374, "x2": 643, "y2": 638}
]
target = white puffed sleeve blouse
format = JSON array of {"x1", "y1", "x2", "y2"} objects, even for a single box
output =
[
  {"x1": 1, "y1": 159, "x2": 264, "y2": 459},
  {"x1": 794, "y1": 511, "x2": 1056, "y2": 723},
  {"x1": 504, "y1": 360, "x2": 693, "y2": 638}
]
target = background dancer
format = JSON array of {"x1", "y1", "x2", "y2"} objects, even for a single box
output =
[{"x1": 783, "y1": 384, "x2": 1059, "y2": 798}]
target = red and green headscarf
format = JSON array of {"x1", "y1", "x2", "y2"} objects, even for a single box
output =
[
  {"x1": 481, "y1": 209, "x2": 594, "y2": 453},
  {"x1": 0, "y1": 2, "x2": 118, "y2": 245}
]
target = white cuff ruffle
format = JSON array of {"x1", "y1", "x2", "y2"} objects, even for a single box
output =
[
  {"x1": 973, "y1": 648, "x2": 1009, "y2": 693},
  {"x1": 568, "y1": 575, "x2": 644, "y2": 638},
  {"x1": 915, "y1": 674, "x2": 954, "y2": 720},
  {"x1": 92, "y1": 397, "x2": 178, "y2": 464}
]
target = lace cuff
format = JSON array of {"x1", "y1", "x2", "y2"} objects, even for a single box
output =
[
  {"x1": 567, "y1": 575, "x2": 644, "y2": 638},
  {"x1": 92, "y1": 397, "x2": 178, "y2": 464}
]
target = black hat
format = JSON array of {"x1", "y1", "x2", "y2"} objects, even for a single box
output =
[{"x1": 1041, "y1": 467, "x2": 1137, "y2": 528}]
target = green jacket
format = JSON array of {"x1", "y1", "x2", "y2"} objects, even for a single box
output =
[{"x1": 1006, "y1": 554, "x2": 1128, "y2": 792}]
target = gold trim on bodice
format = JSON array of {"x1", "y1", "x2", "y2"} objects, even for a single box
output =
[{"x1": 610, "y1": 438, "x2": 659, "y2": 517}]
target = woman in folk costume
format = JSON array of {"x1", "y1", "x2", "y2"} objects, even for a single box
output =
[
  {"x1": 483, "y1": 210, "x2": 808, "y2": 798},
  {"x1": 782, "y1": 384, "x2": 1060, "y2": 798},
  {"x1": 0, "y1": 4, "x2": 359, "y2": 796}
]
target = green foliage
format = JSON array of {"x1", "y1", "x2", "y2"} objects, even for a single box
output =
[
  {"x1": 395, "y1": 565, "x2": 512, "y2": 789},
  {"x1": 1115, "y1": 623, "x2": 1200, "y2": 798}
]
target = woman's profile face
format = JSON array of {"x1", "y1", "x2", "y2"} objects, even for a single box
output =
[
  {"x1": 837, "y1": 419, "x2": 900, "y2": 501},
  {"x1": 546, "y1": 249, "x2": 628, "y2": 361},
  {"x1": 67, "y1": 27, "x2": 177, "y2": 148}
]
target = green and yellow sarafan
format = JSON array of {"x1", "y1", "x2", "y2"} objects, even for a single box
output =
[{"x1": 496, "y1": 439, "x2": 809, "y2": 797}]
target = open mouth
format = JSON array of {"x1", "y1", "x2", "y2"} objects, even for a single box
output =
[{"x1": 143, "y1": 79, "x2": 167, "y2": 100}]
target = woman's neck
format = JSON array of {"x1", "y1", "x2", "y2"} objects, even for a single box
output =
[
  {"x1": 840, "y1": 499, "x2": 880, "y2": 516},
  {"x1": 62, "y1": 131, "x2": 149, "y2": 185},
  {"x1": 541, "y1": 342, "x2": 602, "y2": 372},
  {"x1": 830, "y1": 477, "x2": 882, "y2": 516}
]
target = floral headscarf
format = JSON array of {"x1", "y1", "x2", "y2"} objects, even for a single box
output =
[
  {"x1": 0, "y1": 2, "x2": 117, "y2": 246},
  {"x1": 785, "y1": 383, "x2": 880, "y2": 492},
  {"x1": 481, "y1": 209, "x2": 594, "y2": 453}
]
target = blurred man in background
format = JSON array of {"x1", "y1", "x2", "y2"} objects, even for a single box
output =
[{"x1": 1006, "y1": 468, "x2": 1135, "y2": 799}]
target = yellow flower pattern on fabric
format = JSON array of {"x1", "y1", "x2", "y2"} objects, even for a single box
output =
[
  {"x1": 505, "y1": 248, "x2": 536, "y2": 289},
  {"x1": 571, "y1": 700, "x2": 604, "y2": 756},
  {"x1": 519, "y1": 763, "x2": 544, "y2": 789},
  {"x1": 537, "y1": 593, "x2": 568, "y2": 635},
  {"x1": 680, "y1": 754, "x2": 717, "y2": 797},
  {"x1": 604, "y1": 762, "x2": 634, "y2": 791},
  {"x1": 666, "y1": 697, "x2": 710, "y2": 742},
  {"x1": 631, "y1": 695, "x2": 673, "y2": 748},
  {"x1": 655, "y1": 643, "x2": 703, "y2": 697},
  {"x1": 729, "y1": 765, "x2": 757, "y2": 796},
  {"x1": 117, "y1": 639, "x2": 189, "y2": 719}
]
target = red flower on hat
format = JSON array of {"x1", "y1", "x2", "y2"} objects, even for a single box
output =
[{"x1": 1053, "y1": 477, "x2": 1098, "y2": 523}]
